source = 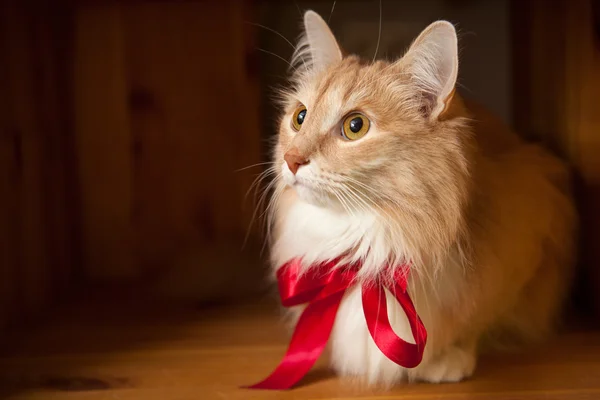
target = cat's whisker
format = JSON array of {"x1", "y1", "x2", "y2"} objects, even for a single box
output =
[
  {"x1": 329, "y1": 182, "x2": 400, "y2": 251},
  {"x1": 245, "y1": 173, "x2": 266, "y2": 208},
  {"x1": 338, "y1": 184, "x2": 372, "y2": 215},
  {"x1": 338, "y1": 185, "x2": 368, "y2": 219},
  {"x1": 293, "y1": 0, "x2": 303, "y2": 17},
  {"x1": 328, "y1": 0, "x2": 337, "y2": 23},
  {"x1": 330, "y1": 174, "x2": 387, "y2": 207},
  {"x1": 330, "y1": 186, "x2": 354, "y2": 218},
  {"x1": 340, "y1": 174, "x2": 405, "y2": 209},
  {"x1": 322, "y1": 173, "x2": 373, "y2": 204},
  {"x1": 256, "y1": 176, "x2": 279, "y2": 222},
  {"x1": 244, "y1": 166, "x2": 276, "y2": 204},
  {"x1": 246, "y1": 21, "x2": 309, "y2": 71},
  {"x1": 235, "y1": 161, "x2": 273, "y2": 173},
  {"x1": 262, "y1": 184, "x2": 284, "y2": 254},
  {"x1": 265, "y1": 186, "x2": 282, "y2": 229},
  {"x1": 246, "y1": 22, "x2": 297, "y2": 51},
  {"x1": 339, "y1": 184, "x2": 396, "y2": 243},
  {"x1": 334, "y1": 179, "x2": 407, "y2": 247},
  {"x1": 256, "y1": 48, "x2": 297, "y2": 71},
  {"x1": 320, "y1": 177, "x2": 364, "y2": 216},
  {"x1": 372, "y1": 0, "x2": 382, "y2": 63},
  {"x1": 260, "y1": 183, "x2": 278, "y2": 219},
  {"x1": 243, "y1": 169, "x2": 278, "y2": 248}
]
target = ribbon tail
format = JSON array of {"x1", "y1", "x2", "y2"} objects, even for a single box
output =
[
  {"x1": 362, "y1": 284, "x2": 426, "y2": 368},
  {"x1": 245, "y1": 290, "x2": 345, "y2": 390},
  {"x1": 391, "y1": 281, "x2": 428, "y2": 351}
]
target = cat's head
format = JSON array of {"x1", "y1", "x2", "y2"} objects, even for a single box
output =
[{"x1": 273, "y1": 11, "x2": 473, "y2": 260}]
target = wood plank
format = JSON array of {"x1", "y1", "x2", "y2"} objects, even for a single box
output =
[
  {"x1": 0, "y1": 0, "x2": 79, "y2": 334},
  {"x1": 0, "y1": 0, "x2": 21, "y2": 334},
  {"x1": 0, "y1": 1, "x2": 49, "y2": 324},
  {"x1": 29, "y1": 2, "x2": 79, "y2": 296},
  {"x1": 73, "y1": 3, "x2": 136, "y2": 279},
  {"x1": 0, "y1": 106, "x2": 20, "y2": 333}
]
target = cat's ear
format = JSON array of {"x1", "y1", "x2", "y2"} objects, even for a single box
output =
[
  {"x1": 402, "y1": 21, "x2": 458, "y2": 120},
  {"x1": 293, "y1": 10, "x2": 343, "y2": 72}
]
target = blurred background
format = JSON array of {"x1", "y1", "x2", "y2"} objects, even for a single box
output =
[{"x1": 0, "y1": 0, "x2": 599, "y2": 346}]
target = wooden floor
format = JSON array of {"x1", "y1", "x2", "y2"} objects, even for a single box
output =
[{"x1": 1, "y1": 288, "x2": 600, "y2": 400}]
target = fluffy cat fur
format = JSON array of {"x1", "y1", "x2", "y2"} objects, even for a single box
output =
[{"x1": 268, "y1": 11, "x2": 577, "y2": 387}]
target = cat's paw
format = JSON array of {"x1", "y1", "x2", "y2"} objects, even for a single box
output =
[{"x1": 411, "y1": 345, "x2": 476, "y2": 383}]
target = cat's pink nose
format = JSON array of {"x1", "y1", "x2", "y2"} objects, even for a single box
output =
[{"x1": 284, "y1": 149, "x2": 309, "y2": 175}]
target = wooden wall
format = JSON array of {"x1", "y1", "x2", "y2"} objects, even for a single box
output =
[
  {"x1": 72, "y1": 1, "x2": 263, "y2": 281},
  {"x1": 0, "y1": 1, "x2": 77, "y2": 333},
  {"x1": 0, "y1": 0, "x2": 264, "y2": 334}
]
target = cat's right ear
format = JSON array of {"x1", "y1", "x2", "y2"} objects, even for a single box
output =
[{"x1": 292, "y1": 10, "x2": 343, "y2": 72}]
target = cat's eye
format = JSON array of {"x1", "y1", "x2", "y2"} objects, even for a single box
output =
[
  {"x1": 291, "y1": 105, "x2": 307, "y2": 131},
  {"x1": 342, "y1": 113, "x2": 370, "y2": 140}
]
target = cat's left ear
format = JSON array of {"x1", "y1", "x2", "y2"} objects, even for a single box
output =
[
  {"x1": 294, "y1": 11, "x2": 343, "y2": 72},
  {"x1": 401, "y1": 21, "x2": 458, "y2": 120}
]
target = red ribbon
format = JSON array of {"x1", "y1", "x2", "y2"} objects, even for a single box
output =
[{"x1": 246, "y1": 258, "x2": 427, "y2": 390}]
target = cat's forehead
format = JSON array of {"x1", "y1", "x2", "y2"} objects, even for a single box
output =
[
  {"x1": 296, "y1": 58, "x2": 390, "y2": 108},
  {"x1": 289, "y1": 58, "x2": 415, "y2": 130}
]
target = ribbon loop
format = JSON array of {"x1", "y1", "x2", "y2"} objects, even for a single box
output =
[
  {"x1": 362, "y1": 284, "x2": 427, "y2": 368},
  {"x1": 246, "y1": 258, "x2": 427, "y2": 390}
]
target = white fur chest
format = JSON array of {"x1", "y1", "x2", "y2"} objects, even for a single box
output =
[
  {"x1": 272, "y1": 198, "x2": 417, "y2": 385},
  {"x1": 272, "y1": 198, "x2": 396, "y2": 277}
]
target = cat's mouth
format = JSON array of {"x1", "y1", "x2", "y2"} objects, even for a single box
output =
[
  {"x1": 281, "y1": 162, "x2": 339, "y2": 206},
  {"x1": 290, "y1": 176, "x2": 313, "y2": 194},
  {"x1": 288, "y1": 177, "x2": 341, "y2": 208},
  {"x1": 281, "y1": 168, "x2": 318, "y2": 199},
  {"x1": 287, "y1": 173, "x2": 319, "y2": 192}
]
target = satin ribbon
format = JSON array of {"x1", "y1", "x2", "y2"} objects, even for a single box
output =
[{"x1": 246, "y1": 258, "x2": 427, "y2": 390}]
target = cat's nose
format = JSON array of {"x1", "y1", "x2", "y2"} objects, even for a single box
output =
[{"x1": 284, "y1": 149, "x2": 309, "y2": 175}]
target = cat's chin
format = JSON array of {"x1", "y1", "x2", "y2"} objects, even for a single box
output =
[
  {"x1": 286, "y1": 183, "x2": 349, "y2": 213},
  {"x1": 290, "y1": 184, "x2": 334, "y2": 209}
]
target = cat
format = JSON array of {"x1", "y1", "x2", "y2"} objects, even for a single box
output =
[{"x1": 266, "y1": 10, "x2": 577, "y2": 387}]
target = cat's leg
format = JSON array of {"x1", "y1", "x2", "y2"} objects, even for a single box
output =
[
  {"x1": 408, "y1": 338, "x2": 477, "y2": 383},
  {"x1": 502, "y1": 242, "x2": 573, "y2": 345},
  {"x1": 329, "y1": 287, "x2": 411, "y2": 387}
]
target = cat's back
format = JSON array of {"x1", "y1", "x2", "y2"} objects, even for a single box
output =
[
  {"x1": 461, "y1": 97, "x2": 576, "y2": 288},
  {"x1": 461, "y1": 96, "x2": 522, "y2": 157},
  {"x1": 460, "y1": 96, "x2": 572, "y2": 196},
  {"x1": 456, "y1": 99, "x2": 577, "y2": 348}
]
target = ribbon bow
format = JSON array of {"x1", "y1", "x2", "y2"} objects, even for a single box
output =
[{"x1": 246, "y1": 258, "x2": 427, "y2": 390}]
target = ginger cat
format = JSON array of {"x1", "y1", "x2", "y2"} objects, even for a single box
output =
[{"x1": 267, "y1": 11, "x2": 577, "y2": 386}]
